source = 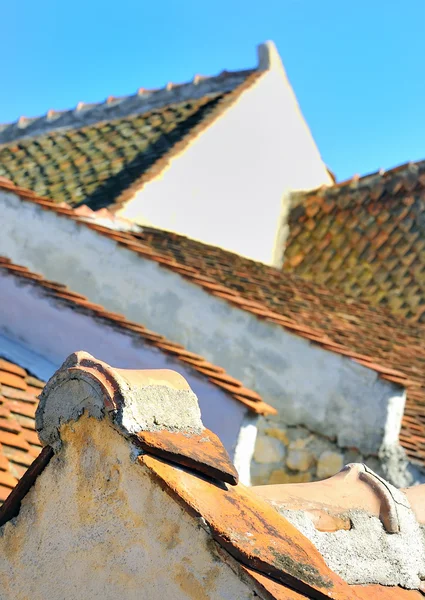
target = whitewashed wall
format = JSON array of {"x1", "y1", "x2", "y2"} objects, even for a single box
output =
[
  {"x1": 0, "y1": 193, "x2": 405, "y2": 455},
  {"x1": 0, "y1": 271, "x2": 248, "y2": 460},
  {"x1": 118, "y1": 43, "x2": 332, "y2": 266}
]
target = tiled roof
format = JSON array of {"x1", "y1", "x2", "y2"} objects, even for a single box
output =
[
  {"x1": 0, "y1": 70, "x2": 260, "y2": 211},
  {"x1": 129, "y1": 228, "x2": 425, "y2": 467},
  {"x1": 284, "y1": 159, "x2": 425, "y2": 323},
  {"x1": 0, "y1": 256, "x2": 274, "y2": 417},
  {"x1": 2, "y1": 355, "x2": 423, "y2": 599},
  {"x1": 2, "y1": 179, "x2": 425, "y2": 467},
  {"x1": 0, "y1": 358, "x2": 43, "y2": 503}
]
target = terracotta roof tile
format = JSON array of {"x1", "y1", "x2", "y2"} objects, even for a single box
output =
[
  {"x1": 0, "y1": 360, "x2": 42, "y2": 504},
  {"x1": 0, "y1": 449, "x2": 9, "y2": 471},
  {"x1": 0, "y1": 371, "x2": 27, "y2": 391},
  {"x1": 0, "y1": 470, "x2": 18, "y2": 489},
  {"x1": 0, "y1": 484, "x2": 11, "y2": 502},
  {"x1": 0, "y1": 385, "x2": 37, "y2": 402},
  {"x1": 141, "y1": 453, "x2": 357, "y2": 599},
  {"x1": 21, "y1": 428, "x2": 43, "y2": 447},
  {"x1": 0, "y1": 358, "x2": 26, "y2": 378},
  {"x1": 136, "y1": 428, "x2": 239, "y2": 486},
  {"x1": 2, "y1": 180, "x2": 425, "y2": 466},
  {"x1": 0, "y1": 445, "x2": 53, "y2": 525},
  {"x1": 238, "y1": 566, "x2": 308, "y2": 600},
  {"x1": 286, "y1": 159, "x2": 425, "y2": 324},
  {"x1": 0, "y1": 429, "x2": 32, "y2": 452},
  {"x1": 2, "y1": 446, "x2": 37, "y2": 468},
  {"x1": 7, "y1": 400, "x2": 38, "y2": 419},
  {"x1": 0, "y1": 417, "x2": 22, "y2": 434}
]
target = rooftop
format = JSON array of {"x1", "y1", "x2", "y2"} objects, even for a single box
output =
[
  {"x1": 0, "y1": 46, "x2": 266, "y2": 210},
  {"x1": 0, "y1": 255, "x2": 274, "y2": 416},
  {"x1": 2, "y1": 177, "x2": 425, "y2": 468},
  {"x1": 1, "y1": 353, "x2": 424, "y2": 598},
  {"x1": 0, "y1": 358, "x2": 42, "y2": 503},
  {"x1": 285, "y1": 158, "x2": 425, "y2": 322}
]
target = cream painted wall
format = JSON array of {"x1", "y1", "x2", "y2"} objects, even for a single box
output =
[
  {"x1": 118, "y1": 46, "x2": 332, "y2": 266},
  {"x1": 0, "y1": 417, "x2": 256, "y2": 600},
  {"x1": 0, "y1": 191, "x2": 405, "y2": 455}
]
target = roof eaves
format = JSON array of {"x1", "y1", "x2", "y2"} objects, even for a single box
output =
[{"x1": 0, "y1": 256, "x2": 275, "y2": 415}]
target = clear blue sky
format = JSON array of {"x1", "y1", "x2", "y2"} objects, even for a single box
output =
[{"x1": 3, "y1": 0, "x2": 425, "y2": 181}]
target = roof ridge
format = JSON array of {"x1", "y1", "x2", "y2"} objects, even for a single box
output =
[
  {"x1": 295, "y1": 157, "x2": 425, "y2": 200},
  {"x1": 0, "y1": 68, "x2": 256, "y2": 146},
  {"x1": 0, "y1": 254, "x2": 275, "y2": 416},
  {"x1": 35, "y1": 351, "x2": 239, "y2": 485}
]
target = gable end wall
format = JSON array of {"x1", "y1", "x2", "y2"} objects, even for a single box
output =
[{"x1": 118, "y1": 61, "x2": 332, "y2": 266}]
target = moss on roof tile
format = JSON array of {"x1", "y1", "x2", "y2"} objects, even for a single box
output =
[{"x1": 0, "y1": 95, "x2": 225, "y2": 210}]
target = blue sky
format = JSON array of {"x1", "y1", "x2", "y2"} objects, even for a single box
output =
[{"x1": 3, "y1": 0, "x2": 425, "y2": 181}]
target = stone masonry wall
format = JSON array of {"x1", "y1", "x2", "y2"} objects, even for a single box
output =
[{"x1": 250, "y1": 416, "x2": 406, "y2": 486}]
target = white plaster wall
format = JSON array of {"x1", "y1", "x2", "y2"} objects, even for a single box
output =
[
  {"x1": 0, "y1": 197, "x2": 404, "y2": 454},
  {"x1": 118, "y1": 61, "x2": 332, "y2": 266},
  {"x1": 0, "y1": 272, "x2": 247, "y2": 460},
  {"x1": 0, "y1": 417, "x2": 255, "y2": 600}
]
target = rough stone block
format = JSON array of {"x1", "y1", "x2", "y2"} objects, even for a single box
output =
[
  {"x1": 250, "y1": 463, "x2": 274, "y2": 486},
  {"x1": 254, "y1": 435, "x2": 286, "y2": 464},
  {"x1": 316, "y1": 451, "x2": 344, "y2": 480},
  {"x1": 286, "y1": 447, "x2": 314, "y2": 472},
  {"x1": 264, "y1": 427, "x2": 289, "y2": 446}
]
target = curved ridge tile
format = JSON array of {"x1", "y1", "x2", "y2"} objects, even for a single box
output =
[
  {"x1": 136, "y1": 428, "x2": 238, "y2": 486},
  {"x1": 36, "y1": 351, "x2": 203, "y2": 450},
  {"x1": 140, "y1": 453, "x2": 359, "y2": 600}
]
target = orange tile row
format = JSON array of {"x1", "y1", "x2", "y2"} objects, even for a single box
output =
[{"x1": 0, "y1": 358, "x2": 43, "y2": 503}]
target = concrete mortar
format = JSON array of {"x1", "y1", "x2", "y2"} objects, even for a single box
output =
[{"x1": 276, "y1": 477, "x2": 425, "y2": 589}]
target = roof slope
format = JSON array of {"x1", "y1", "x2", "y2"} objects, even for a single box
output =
[
  {"x1": 0, "y1": 256, "x2": 274, "y2": 416},
  {"x1": 0, "y1": 70, "x2": 260, "y2": 211},
  {"x1": 129, "y1": 227, "x2": 425, "y2": 467},
  {"x1": 284, "y1": 159, "x2": 425, "y2": 323},
  {"x1": 0, "y1": 358, "x2": 43, "y2": 503},
  {"x1": 2, "y1": 179, "x2": 425, "y2": 466}
]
